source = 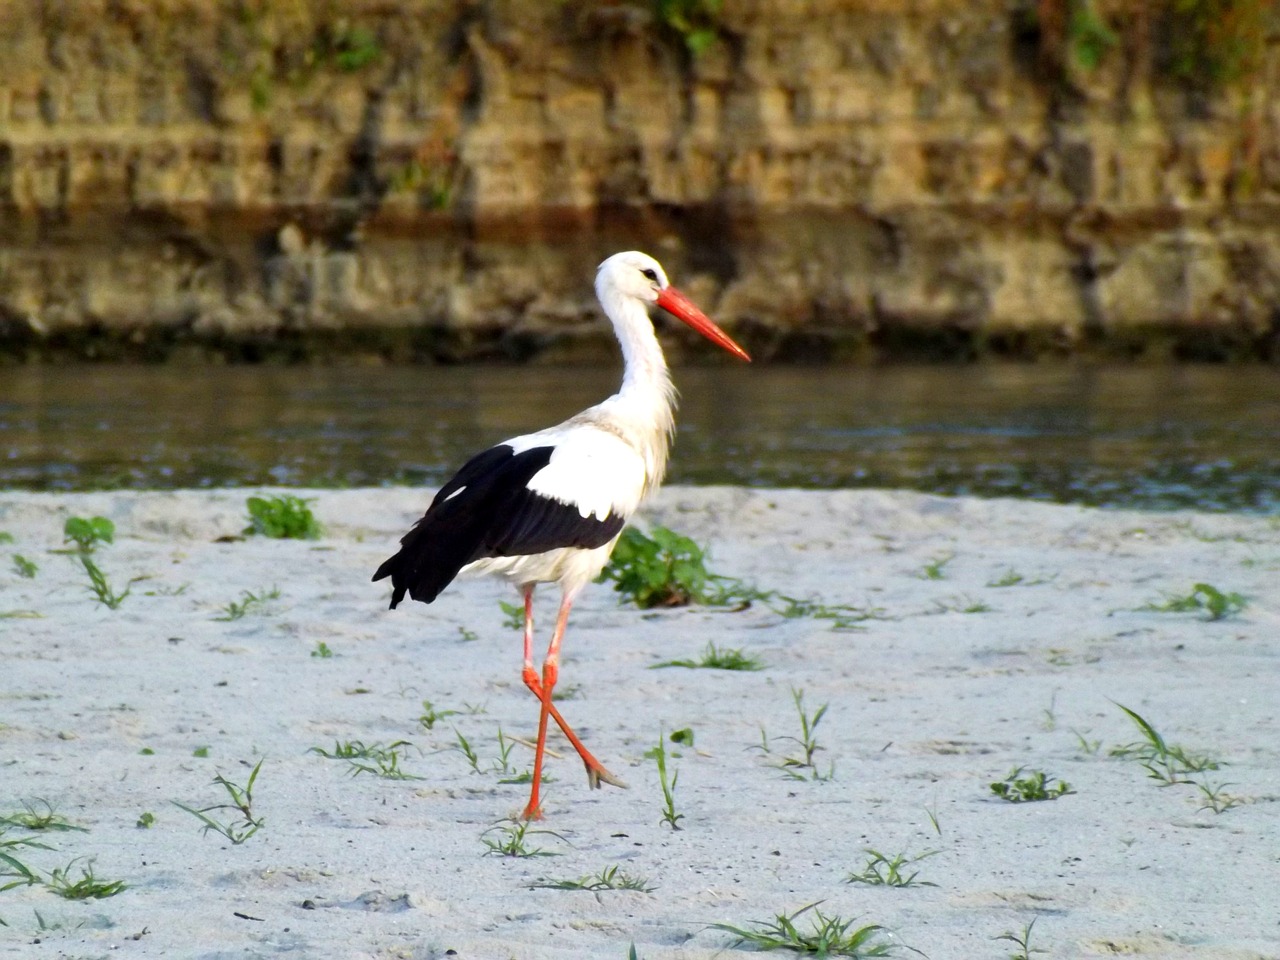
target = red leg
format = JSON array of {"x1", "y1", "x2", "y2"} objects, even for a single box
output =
[{"x1": 518, "y1": 589, "x2": 625, "y2": 820}]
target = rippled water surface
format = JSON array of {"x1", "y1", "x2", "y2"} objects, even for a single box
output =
[{"x1": 3, "y1": 364, "x2": 1278, "y2": 513}]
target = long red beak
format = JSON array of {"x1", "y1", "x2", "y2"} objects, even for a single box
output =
[{"x1": 656, "y1": 286, "x2": 751, "y2": 362}]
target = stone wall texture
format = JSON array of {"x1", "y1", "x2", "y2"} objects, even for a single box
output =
[{"x1": 1, "y1": 0, "x2": 1279, "y2": 361}]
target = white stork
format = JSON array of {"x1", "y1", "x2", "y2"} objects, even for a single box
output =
[{"x1": 373, "y1": 250, "x2": 750, "y2": 819}]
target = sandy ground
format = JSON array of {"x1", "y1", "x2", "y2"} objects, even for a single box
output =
[{"x1": 0, "y1": 487, "x2": 1277, "y2": 960}]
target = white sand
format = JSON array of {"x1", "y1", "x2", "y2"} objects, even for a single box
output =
[{"x1": 1, "y1": 487, "x2": 1277, "y2": 959}]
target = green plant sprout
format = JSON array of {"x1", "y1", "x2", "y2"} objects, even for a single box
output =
[
  {"x1": 214, "y1": 586, "x2": 281, "y2": 621},
  {"x1": 646, "y1": 732, "x2": 684, "y2": 830},
  {"x1": 918, "y1": 553, "x2": 953, "y2": 580},
  {"x1": 599, "y1": 525, "x2": 710, "y2": 608},
  {"x1": 529, "y1": 865, "x2": 655, "y2": 893},
  {"x1": 78, "y1": 555, "x2": 136, "y2": 609},
  {"x1": 651, "y1": 642, "x2": 764, "y2": 671},
  {"x1": 1140, "y1": 582, "x2": 1246, "y2": 620},
  {"x1": 499, "y1": 600, "x2": 524, "y2": 629},
  {"x1": 310, "y1": 641, "x2": 334, "y2": 658},
  {"x1": 62, "y1": 516, "x2": 114, "y2": 552},
  {"x1": 11, "y1": 555, "x2": 37, "y2": 578},
  {"x1": 712, "y1": 902, "x2": 892, "y2": 957},
  {"x1": 1111, "y1": 704, "x2": 1222, "y2": 784},
  {"x1": 480, "y1": 819, "x2": 566, "y2": 858},
  {"x1": 243, "y1": 495, "x2": 321, "y2": 539},
  {"x1": 43, "y1": 859, "x2": 126, "y2": 900},
  {"x1": 311, "y1": 740, "x2": 422, "y2": 780},
  {"x1": 990, "y1": 768, "x2": 1074, "y2": 803},
  {"x1": 171, "y1": 759, "x2": 265, "y2": 844},
  {"x1": 418, "y1": 700, "x2": 460, "y2": 730},
  {"x1": 995, "y1": 915, "x2": 1044, "y2": 960},
  {"x1": 0, "y1": 800, "x2": 85, "y2": 833},
  {"x1": 776, "y1": 688, "x2": 834, "y2": 781},
  {"x1": 846, "y1": 848, "x2": 939, "y2": 887}
]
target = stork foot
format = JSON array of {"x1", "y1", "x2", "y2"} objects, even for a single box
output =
[
  {"x1": 519, "y1": 801, "x2": 544, "y2": 822},
  {"x1": 585, "y1": 763, "x2": 628, "y2": 790}
]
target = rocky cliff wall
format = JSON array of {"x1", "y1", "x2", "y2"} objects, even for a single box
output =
[{"x1": 1, "y1": 0, "x2": 1278, "y2": 362}]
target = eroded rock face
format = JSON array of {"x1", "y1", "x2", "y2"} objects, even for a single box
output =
[{"x1": 1, "y1": 0, "x2": 1278, "y2": 361}]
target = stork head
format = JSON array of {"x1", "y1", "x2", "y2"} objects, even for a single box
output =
[{"x1": 595, "y1": 251, "x2": 751, "y2": 362}]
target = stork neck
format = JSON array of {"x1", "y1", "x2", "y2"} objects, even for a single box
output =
[{"x1": 605, "y1": 290, "x2": 672, "y2": 403}]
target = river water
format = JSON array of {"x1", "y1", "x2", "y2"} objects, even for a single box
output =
[{"x1": 2, "y1": 364, "x2": 1277, "y2": 513}]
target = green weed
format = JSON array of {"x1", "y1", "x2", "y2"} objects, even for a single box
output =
[
  {"x1": 918, "y1": 553, "x2": 952, "y2": 580},
  {"x1": 995, "y1": 916, "x2": 1043, "y2": 960},
  {"x1": 136, "y1": 812, "x2": 155, "y2": 829},
  {"x1": 646, "y1": 732, "x2": 684, "y2": 830},
  {"x1": 44, "y1": 859, "x2": 126, "y2": 900},
  {"x1": 214, "y1": 586, "x2": 281, "y2": 621},
  {"x1": 529, "y1": 864, "x2": 655, "y2": 893},
  {"x1": 0, "y1": 532, "x2": 12, "y2": 543},
  {"x1": 990, "y1": 768, "x2": 1073, "y2": 803},
  {"x1": 172, "y1": 759, "x2": 265, "y2": 844},
  {"x1": 1111, "y1": 704, "x2": 1222, "y2": 784},
  {"x1": 311, "y1": 740, "x2": 422, "y2": 781},
  {"x1": 499, "y1": 600, "x2": 524, "y2": 629},
  {"x1": 418, "y1": 700, "x2": 460, "y2": 730},
  {"x1": 846, "y1": 848, "x2": 938, "y2": 887},
  {"x1": 651, "y1": 642, "x2": 764, "y2": 671},
  {"x1": 243, "y1": 495, "x2": 321, "y2": 540},
  {"x1": 310, "y1": 641, "x2": 334, "y2": 658},
  {"x1": 712, "y1": 902, "x2": 892, "y2": 957},
  {"x1": 11, "y1": 555, "x2": 37, "y2": 579},
  {"x1": 63, "y1": 516, "x2": 114, "y2": 552},
  {"x1": 78, "y1": 555, "x2": 134, "y2": 609},
  {"x1": 776, "y1": 688, "x2": 834, "y2": 781},
  {"x1": 1194, "y1": 779, "x2": 1241, "y2": 814},
  {"x1": 1141, "y1": 583, "x2": 1246, "y2": 621},
  {"x1": 0, "y1": 800, "x2": 85, "y2": 833},
  {"x1": 599, "y1": 525, "x2": 709, "y2": 608},
  {"x1": 480, "y1": 819, "x2": 566, "y2": 858}
]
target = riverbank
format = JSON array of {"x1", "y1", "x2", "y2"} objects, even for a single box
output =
[
  {"x1": 3, "y1": 2, "x2": 1279, "y2": 362},
  {"x1": 1, "y1": 487, "x2": 1277, "y2": 957}
]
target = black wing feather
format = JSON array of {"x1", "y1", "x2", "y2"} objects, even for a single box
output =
[{"x1": 373, "y1": 444, "x2": 624, "y2": 608}]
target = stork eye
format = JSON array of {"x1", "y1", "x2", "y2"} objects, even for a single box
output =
[{"x1": 640, "y1": 268, "x2": 658, "y2": 282}]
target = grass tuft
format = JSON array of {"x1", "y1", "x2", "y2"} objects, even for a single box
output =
[
  {"x1": 711, "y1": 902, "x2": 893, "y2": 956},
  {"x1": 172, "y1": 759, "x2": 265, "y2": 844},
  {"x1": 1140, "y1": 582, "x2": 1246, "y2": 621},
  {"x1": 846, "y1": 848, "x2": 938, "y2": 887},
  {"x1": 529, "y1": 864, "x2": 655, "y2": 893},
  {"x1": 1110, "y1": 704, "x2": 1222, "y2": 784},
  {"x1": 480, "y1": 819, "x2": 566, "y2": 858},
  {"x1": 651, "y1": 642, "x2": 764, "y2": 671}
]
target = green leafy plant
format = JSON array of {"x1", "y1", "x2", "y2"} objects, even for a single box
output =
[
  {"x1": 480, "y1": 819, "x2": 566, "y2": 858},
  {"x1": 1111, "y1": 704, "x2": 1222, "y2": 784},
  {"x1": 990, "y1": 767, "x2": 1074, "y2": 803},
  {"x1": 651, "y1": 642, "x2": 764, "y2": 671},
  {"x1": 78, "y1": 555, "x2": 134, "y2": 609},
  {"x1": 418, "y1": 700, "x2": 460, "y2": 731},
  {"x1": 310, "y1": 641, "x2": 334, "y2": 658},
  {"x1": 1141, "y1": 583, "x2": 1246, "y2": 621},
  {"x1": 172, "y1": 760, "x2": 265, "y2": 844},
  {"x1": 711, "y1": 902, "x2": 892, "y2": 957},
  {"x1": 995, "y1": 916, "x2": 1043, "y2": 960},
  {"x1": 214, "y1": 586, "x2": 281, "y2": 621},
  {"x1": 776, "y1": 688, "x2": 833, "y2": 781},
  {"x1": 1194, "y1": 779, "x2": 1241, "y2": 814},
  {"x1": 599, "y1": 525, "x2": 710, "y2": 608},
  {"x1": 918, "y1": 553, "x2": 952, "y2": 580},
  {"x1": 136, "y1": 812, "x2": 155, "y2": 829},
  {"x1": 11, "y1": 555, "x2": 37, "y2": 578},
  {"x1": 529, "y1": 865, "x2": 655, "y2": 893},
  {"x1": 846, "y1": 848, "x2": 938, "y2": 887},
  {"x1": 499, "y1": 600, "x2": 524, "y2": 629},
  {"x1": 44, "y1": 859, "x2": 126, "y2": 900},
  {"x1": 311, "y1": 740, "x2": 422, "y2": 781},
  {"x1": 647, "y1": 732, "x2": 684, "y2": 830},
  {"x1": 0, "y1": 800, "x2": 85, "y2": 833},
  {"x1": 62, "y1": 516, "x2": 114, "y2": 552},
  {"x1": 243, "y1": 495, "x2": 321, "y2": 540}
]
